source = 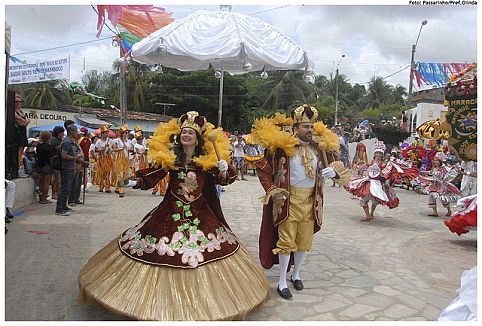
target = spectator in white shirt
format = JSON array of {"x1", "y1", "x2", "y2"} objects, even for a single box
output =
[{"x1": 233, "y1": 134, "x2": 247, "y2": 181}]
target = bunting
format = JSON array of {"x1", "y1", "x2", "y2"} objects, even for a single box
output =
[{"x1": 413, "y1": 62, "x2": 472, "y2": 88}]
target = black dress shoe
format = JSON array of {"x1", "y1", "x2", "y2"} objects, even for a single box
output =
[
  {"x1": 291, "y1": 277, "x2": 304, "y2": 291},
  {"x1": 277, "y1": 287, "x2": 293, "y2": 299}
]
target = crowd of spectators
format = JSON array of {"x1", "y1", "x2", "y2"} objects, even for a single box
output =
[{"x1": 6, "y1": 115, "x2": 90, "y2": 232}]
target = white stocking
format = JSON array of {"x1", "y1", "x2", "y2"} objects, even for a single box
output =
[
  {"x1": 292, "y1": 251, "x2": 305, "y2": 281},
  {"x1": 278, "y1": 253, "x2": 290, "y2": 290}
]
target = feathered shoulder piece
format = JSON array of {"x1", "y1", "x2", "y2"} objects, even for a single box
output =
[
  {"x1": 147, "y1": 120, "x2": 231, "y2": 171},
  {"x1": 313, "y1": 122, "x2": 340, "y2": 152},
  {"x1": 148, "y1": 119, "x2": 180, "y2": 170},
  {"x1": 251, "y1": 116, "x2": 298, "y2": 157},
  {"x1": 192, "y1": 123, "x2": 231, "y2": 170}
]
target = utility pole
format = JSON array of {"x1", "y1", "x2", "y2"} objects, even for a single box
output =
[
  {"x1": 217, "y1": 65, "x2": 224, "y2": 127},
  {"x1": 407, "y1": 20, "x2": 428, "y2": 110},
  {"x1": 120, "y1": 68, "x2": 127, "y2": 125},
  {"x1": 335, "y1": 68, "x2": 339, "y2": 126},
  {"x1": 334, "y1": 54, "x2": 345, "y2": 126}
]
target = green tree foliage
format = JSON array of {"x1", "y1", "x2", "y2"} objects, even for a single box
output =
[
  {"x1": 359, "y1": 108, "x2": 381, "y2": 123},
  {"x1": 260, "y1": 71, "x2": 313, "y2": 111},
  {"x1": 19, "y1": 80, "x2": 69, "y2": 109},
  {"x1": 8, "y1": 62, "x2": 409, "y2": 132},
  {"x1": 146, "y1": 67, "x2": 248, "y2": 131}
]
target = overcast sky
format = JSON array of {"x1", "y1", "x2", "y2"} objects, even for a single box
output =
[{"x1": 5, "y1": 4, "x2": 477, "y2": 91}]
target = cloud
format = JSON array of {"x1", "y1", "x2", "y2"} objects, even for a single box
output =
[
  {"x1": 264, "y1": 5, "x2": 476, "y2": 88},
  {"x1": 6, "y1": 4, "x2": 477, "y2": 92}
]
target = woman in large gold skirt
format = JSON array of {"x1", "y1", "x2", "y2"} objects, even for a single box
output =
[{"x1": 78, "y1": 112, "x2": 269, "y2": 320}]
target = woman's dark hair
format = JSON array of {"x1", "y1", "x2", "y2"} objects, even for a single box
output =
[
  {"x1": 52, "y1": 126, "x2": 65, "y2": 138},
  {"x1": 173, "y1": 129, "x2": 206, "y2": 166},
  {"x1": 64, "y1": 120, "x2": 75, "y2": 129}
]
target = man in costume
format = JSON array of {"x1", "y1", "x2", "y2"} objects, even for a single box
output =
[
  {"x1": 254, "y1": 104, "x2": 348, "y2": 299},
  {"x1": 112, "y1": 124, "x2": 131, "y2": 197},
  {"x1": 95, "y1": 124, "x2": 114, "y2": 193},
  {"x1": 78, "y1": 127, "x2": 92, "y2": 197}
]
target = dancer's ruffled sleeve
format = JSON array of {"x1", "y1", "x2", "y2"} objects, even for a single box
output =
[{"x1": 135, "y1": 167, "x2": 168, "y2": 190}]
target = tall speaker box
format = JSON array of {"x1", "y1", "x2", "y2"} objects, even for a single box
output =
[{"x1": 5, "y1": 90, "x2": 18, "y2": 179}]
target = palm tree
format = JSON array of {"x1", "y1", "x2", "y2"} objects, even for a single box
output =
[
  {"x1": 112, "y1": 60, "x2": 149, "y2": 112},
  {"x1": 81, "y1": 70, "x2": 102, "y2": 95},
  {"x1": 262, "y1": 71, "x2": 313, "y2": 111},
  {"x1": 312, "y1": 73, "x2": 355, "y2": 121},
  {"x1": 364, "y1": 76, "x2": 394, "y2": 109},
  {"x1": 393, "y1": 84, "x2": 407, "y2": 105},
  {"x1": 312, "y1": 75, "x2": 330, "y2": 99},
  {"x1": 22, "y1": 80, "x2": 69, "y2": 109}
]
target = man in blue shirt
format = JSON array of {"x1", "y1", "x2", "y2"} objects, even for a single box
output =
[{"x1": 55, "y1": 125, "x2": 84, "y2": 216}]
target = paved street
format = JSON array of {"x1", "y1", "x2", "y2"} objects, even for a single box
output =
[{"x1": 5, "y1": 175, "x2": 476, "y2": 321}]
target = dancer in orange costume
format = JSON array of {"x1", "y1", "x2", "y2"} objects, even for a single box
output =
[
  {"x1": 112, "y1": 124, "x2": 131, "y2": 197},
  {"x1": 95, "y1": 125, "x2": 114, "y2": 193}
]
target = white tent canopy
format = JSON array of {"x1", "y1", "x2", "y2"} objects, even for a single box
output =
[{"x1": 132, "y1": 10, "x2": 314, "y2": 74}]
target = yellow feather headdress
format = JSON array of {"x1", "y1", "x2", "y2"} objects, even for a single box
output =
[{"x1": 147, "y1": 119, "x2": 230, "y2": 171}]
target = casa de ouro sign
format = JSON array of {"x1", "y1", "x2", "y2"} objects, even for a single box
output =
[{"x1": 23, "y1": 108, "x2": 76, "y2": 130}]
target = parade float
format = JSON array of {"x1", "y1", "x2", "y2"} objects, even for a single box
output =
[
  {"x1": 443, "y1": 63, "x2": 477, "y2": 235},
  {"x1": 444, "y1": 63, "x2": 477, "y2": 163}
]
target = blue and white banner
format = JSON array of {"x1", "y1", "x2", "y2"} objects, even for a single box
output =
[{"x1": 8, "y1": 57, "x2": 70, "y2": 84}]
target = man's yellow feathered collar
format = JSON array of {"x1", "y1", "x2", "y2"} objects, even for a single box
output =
[{"x1": 251, "y1": 114, "x2": 340, "y2": 157}]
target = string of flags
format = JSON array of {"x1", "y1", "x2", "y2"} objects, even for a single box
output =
[{"x1": 413, "y1": 62, "x2": 472, "y2": 88}]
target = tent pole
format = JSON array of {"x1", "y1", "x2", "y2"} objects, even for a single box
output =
[{"x1": 217, "y1": 63, "x2": 224, "y2": 127}]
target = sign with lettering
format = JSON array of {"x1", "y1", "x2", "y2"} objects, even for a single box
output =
[
  {"x1": 8, "y1": 57, "x2": 70, "y2": 84},
  {"x1": 445, "y1": 66, "x2": 477, "y2": 161},
  {"x1": 23, "y1": 108, "x2": 76, "y2": 133}
]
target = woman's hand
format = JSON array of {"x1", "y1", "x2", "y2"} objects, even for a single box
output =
[{"x1": 217, "y1": 160, "x2": 228, "y2": 172}]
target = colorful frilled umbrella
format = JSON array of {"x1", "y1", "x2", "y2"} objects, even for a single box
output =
[{"x1": 444, "y1": 63, "x2": 477, "y2": 161}]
